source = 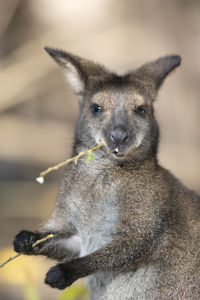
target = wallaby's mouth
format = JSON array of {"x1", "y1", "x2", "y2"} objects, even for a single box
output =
[
  {"x1": 112, "y1": 147, "x2": 125, "y2": 157},
  {"x1": 99, "y1": 136, "x2": 133, "y2": 159},
  {"x1": 102, "y1": 139, "x2": 132, "y2": 159},
  {"x1": 102, "y1": 141, "x2": 127, "y2": 158}
]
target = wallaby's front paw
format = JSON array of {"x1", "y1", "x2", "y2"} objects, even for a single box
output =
[
  {"x1": 13, "y1": 230, "x2": 39, "y2": 254},
  {"x1": 45, "y1": 263, "x2": 79, "y2": 290}
]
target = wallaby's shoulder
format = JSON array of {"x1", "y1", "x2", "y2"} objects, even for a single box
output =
[{"x1": 157, "y1": 164, "x2": 200, "y2": 231}]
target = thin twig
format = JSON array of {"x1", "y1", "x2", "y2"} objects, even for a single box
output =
[
  {"x1": 36, "y1": 141, "x2": 104, "y2": 184},
  {"x1": 0, "y1": 233, "x2": 55, "y2": 268},
  {"x1": 32, "y1": 233, "x2": 55, "y2": 247},
  {"x1": 0, "y1": 253, "x2": 22, "y2": 268}
]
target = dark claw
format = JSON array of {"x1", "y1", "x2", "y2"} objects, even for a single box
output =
[{"x1": 13, "y1": 230, "x2": 39, "y2": 254}]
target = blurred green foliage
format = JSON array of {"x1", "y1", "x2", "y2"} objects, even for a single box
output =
[
  {"x1": 58, "y1": 283, "x2": 89, "y2": 300},
  {"x1": 23, "y1": 279, "x2": 89, "y2": 300},
  {"x1": 86, "y1": 151, "x2": 94, "y2": 165},
  {"x1": 24, "y1": 283, "x2": 41, "y2": 300},
  {"x1": 24, "y1": 280, "x2": 41, "y2": 300}
]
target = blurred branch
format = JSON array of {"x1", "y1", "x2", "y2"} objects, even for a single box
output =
[
  {"x1": 0, "y1": 32, "x2": 55, "y2": 112},
  {"x1": 0, "y1": 0, "x2": 21, "y2": 38}
]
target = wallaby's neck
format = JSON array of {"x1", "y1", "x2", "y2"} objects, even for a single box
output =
[{"x1": 113, "y1": 155, "x2": 158, "y2": 172}]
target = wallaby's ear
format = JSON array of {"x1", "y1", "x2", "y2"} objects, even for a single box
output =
[
  {"x1": 44, "y1": 47, "x2": 107, "y2": 97},
  {"x1": 131, "y1": 55, "x2": 181, "y2": 97}
]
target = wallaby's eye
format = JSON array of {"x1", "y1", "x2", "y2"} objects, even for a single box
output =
[
  {"x1": 90, "y1": 103, "x2": 103, "y2": 116},
  {"x1": 135, "y1": 105, "x2": 147, "y2": 115}
]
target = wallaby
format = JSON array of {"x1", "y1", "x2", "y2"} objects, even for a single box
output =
[{"x1": 14, "y1": 48, "x2": 200, "y2": 300}]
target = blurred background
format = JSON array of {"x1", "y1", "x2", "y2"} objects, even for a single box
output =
[{"x1": 0, "y1": 0, "x2": 200, "y2": 299}]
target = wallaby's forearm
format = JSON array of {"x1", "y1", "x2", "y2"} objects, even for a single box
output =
[
  {"x1": 14, "y1": 229, "x2": 79, "y2": 261},
  {"x1": 45, "y1": 218, "x2": 167, "y2": 290},
  {"x1": 67, "y1": 232, "x2": 156, "y2": 275},
  {"x1": 68, "y1": 238, "x2": 149, "y2": 276},
  {"x1": 35, "y1": 231, "x2": 79, "y2": 260},
  {"x1": 45, "y1": 236, "x2": 154, "y2": 290}
]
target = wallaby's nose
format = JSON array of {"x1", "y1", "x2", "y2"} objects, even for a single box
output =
[{"x1": 110, "y1": 127, "x2": 129, "y2": 145}]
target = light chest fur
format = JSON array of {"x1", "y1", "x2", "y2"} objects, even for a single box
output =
[{"x1": 65, "y1": 159, "x2": 119, "y2": 256}]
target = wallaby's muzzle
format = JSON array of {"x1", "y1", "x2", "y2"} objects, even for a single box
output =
[
  {"x1": 108, "y1": 126, "x2": 131, "y2": 157},
  {"x1": 103, "y1": 124, "x2": 135, "y2": 158},
  {"x1": 110, "y1": 127, "x2": 129, "y2": 145}
]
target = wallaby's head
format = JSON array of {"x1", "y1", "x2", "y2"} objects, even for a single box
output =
[{"x1": 45, "y1": 47, "x2": 181, "y2": 163}]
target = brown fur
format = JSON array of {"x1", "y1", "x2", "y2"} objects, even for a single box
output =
[{"x1": 14, "y1": 48, "x2": 200, "y2": 299}]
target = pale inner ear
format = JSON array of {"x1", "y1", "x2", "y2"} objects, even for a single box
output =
[{"x1": 63, "y1": 62, "x2": 85, "y2": 95}]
